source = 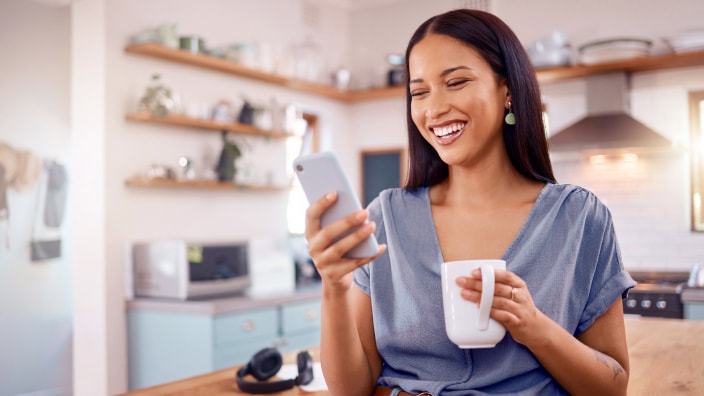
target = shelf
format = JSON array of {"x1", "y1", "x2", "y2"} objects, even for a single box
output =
[
  {"x1": 125, "y1": 112, "x2": 295, "y2": 138},
  {"x1": 344, "y1": 85, "x2": 405, "y2": 102},
  {"x1": 125, "y1": 43, "x2": 375, "y2": 103},
  {"x1": 536, "y1": 50, "x2": 704, "y2": 83},
  {"x1": 126, "y1": 43, "x2": 704, "y2": 103},
  {"x1": 125, "y1": 178, "x2": 290, "y2": 191}
]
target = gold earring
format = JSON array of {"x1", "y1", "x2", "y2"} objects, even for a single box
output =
[{"x1": 505, "y1": 101, "x2": 515, "y2": 125}]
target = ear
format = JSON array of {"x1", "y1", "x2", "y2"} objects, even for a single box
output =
[{"x1": 498, "y1": 78, "x2": 511, "y2": 108}]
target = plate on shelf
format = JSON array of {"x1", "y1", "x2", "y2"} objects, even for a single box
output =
[
  {"x1": 578, "y1": 37, "x2": 652, "y2": 65},
  {"x1": 664, "y1": 29, "x2": 704, "y2": 53}
]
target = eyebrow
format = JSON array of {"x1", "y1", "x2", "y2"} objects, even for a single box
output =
[{"x1": 409, "y1": 65, "x2": 472, "y2": 84}]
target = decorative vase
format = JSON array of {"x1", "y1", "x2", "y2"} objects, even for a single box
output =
[{"x1": 215, "y1": 130, "x2": 241, "y2": 182}]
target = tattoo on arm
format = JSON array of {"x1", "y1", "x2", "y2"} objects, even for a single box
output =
[{"x1": 593, "y1": 350, "x2": 624, "y2": 380}]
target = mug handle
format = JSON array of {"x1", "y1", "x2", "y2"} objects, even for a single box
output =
[{"x1": 477, "y1": 264, "x2": 495, "y2": 331}]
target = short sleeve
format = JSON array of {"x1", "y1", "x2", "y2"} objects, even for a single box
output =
[{"x1": 577, "y1": 198, "x2": 636, "y2": 334}]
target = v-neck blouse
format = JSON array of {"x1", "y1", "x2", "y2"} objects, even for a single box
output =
[
  {"x1": 426, "y1": 182, "x2": 549, "y2": 264},
  {"x1": 353, "y1": 183, "x2": 635, "y2": 395}
]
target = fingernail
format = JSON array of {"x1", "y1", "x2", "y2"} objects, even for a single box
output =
[
  {"x1": 456, "y1": 277, "x2": 466, "y2": 286},
  {"x1": 326, "y1": 191, "x2": 336, "y2": 200}
]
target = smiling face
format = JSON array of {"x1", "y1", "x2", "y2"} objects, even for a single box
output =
[{"x1": 409, "y1": 33, "x2": 509, "y2": 168}]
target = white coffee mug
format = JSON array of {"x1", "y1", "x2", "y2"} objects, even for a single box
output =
[{"x1": 441, "y1": 259, "x2": 507, "y2": 348}]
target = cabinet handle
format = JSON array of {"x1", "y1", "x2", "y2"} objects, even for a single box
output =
[
  {"x1": 273, "y1": 337, "x2": 288, "y2": 348},
  {"x1": 241, "y1": 320, "x2": 256, "y2": 332},
  {"x1": 304, "y1": 309, "x2": 319, "y2": 321}
]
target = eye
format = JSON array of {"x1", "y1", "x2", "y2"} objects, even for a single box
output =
[
  {"x1": 447, "y1": 78, "x2": 470, "y2": 88},
  {"x1": 410, "y1": 89, "x2": 429, "y2": 98}
]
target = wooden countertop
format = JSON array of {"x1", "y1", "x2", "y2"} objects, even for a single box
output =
[
  {"x1": 626, "y1": 317, "x2": 704, "y2": 394},
  {"x1": 120, "y1": 316, "x2": 704, "y2": 395}
]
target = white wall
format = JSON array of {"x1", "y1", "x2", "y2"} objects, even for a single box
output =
[
  {"x1": 0, "y1": 1, "x2": 72, "y2": 395},
  {"x1": 71, "y1": 0, "x2": 109, "y2": 395},
  {"x1": 347, "y1": 0, "x2": 459, "y2": 89}
]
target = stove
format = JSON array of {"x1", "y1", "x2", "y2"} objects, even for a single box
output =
[{"x1": 623, "y1": 271, "x2": 689, "y2": 319}]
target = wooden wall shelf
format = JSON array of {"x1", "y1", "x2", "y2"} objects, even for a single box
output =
[
  {"x1": 535, "y1": 50, "x2": 704, "y2": 83},
  {"x1": 125, "y1": 178, "x2": 289, "y2": 191},
  {"x1": 126, "y1": 42, "x2": 704, "y2": 103},
  {"x1": 125, "y1": 112, "x2": 294, "y2": 138},
  {"x1": 123, "y1": 44, "x2": 704, "y2": 191},
  {"x1": 126, "y1": 43, "x2": 359, "y2": 103}
]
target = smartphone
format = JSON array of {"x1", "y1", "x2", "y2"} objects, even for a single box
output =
[{"x1": 292, "y1": 151, "x2": 379, "y2": 258}]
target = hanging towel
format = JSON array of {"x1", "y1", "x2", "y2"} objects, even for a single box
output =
[
  {"x1": 0, "y1": 165, "x2": 8, "y2": 249},
  {"x1": 44, "y1": 161, "x2": 67, "y2": 228},
  {"x1": 0, "y1": 165, "x2": 7, "y2": 221}
]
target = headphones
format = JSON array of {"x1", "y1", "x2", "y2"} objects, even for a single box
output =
[{"x1": 236, "y1": 347, "x2": 314, "y2": 394}]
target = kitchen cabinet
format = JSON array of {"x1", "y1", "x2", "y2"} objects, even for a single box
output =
[
  {"x1": 126, "y1": 292, "x2": 322, "y2": 391},
  {"x1": 685, "y1": 303, "x2": 704, "y2": 320},
  {"x1": 682, "y1": 288, "x2": 704, "y2": 320},
  {"x1": 279, "y1": 299, "x2": 322, "y2": 351}
]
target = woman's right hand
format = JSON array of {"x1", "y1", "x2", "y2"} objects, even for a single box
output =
[{"x1": 304, "y1": 191, "x2": 386, "y2": 293}]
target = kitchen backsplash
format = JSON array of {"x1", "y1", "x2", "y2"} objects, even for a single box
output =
[{"x1": 553, "y1": 152, "x2": 703, "y2": 271}]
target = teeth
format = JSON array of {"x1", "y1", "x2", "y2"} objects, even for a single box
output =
[{"x1": 433, "y1": 123, "x2": 465, "y2": 137}]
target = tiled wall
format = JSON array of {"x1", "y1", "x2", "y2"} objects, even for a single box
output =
[{"x1": 553, "y1": 152, "x2": 704, "y2": 271}]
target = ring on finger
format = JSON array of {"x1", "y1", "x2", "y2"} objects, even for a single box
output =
[{"x1": 510, "y1": 287, "x2": 516, "y2": 301}]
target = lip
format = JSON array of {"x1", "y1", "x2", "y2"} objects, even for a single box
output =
[{"x1": 429, "y1": 121, "x2": 466, "y2": 146}]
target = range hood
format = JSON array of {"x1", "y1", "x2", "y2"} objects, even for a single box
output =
[{"x1": 548, "y1": 72, "x2": 676, "y2": 153}]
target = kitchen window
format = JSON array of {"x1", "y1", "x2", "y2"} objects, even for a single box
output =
[
  {"x1": 690, "y1": 90, "x2": 704, "y2": 232},
  {"x1": 287, "y1": 113, "x2": 319, "y2": 235}
]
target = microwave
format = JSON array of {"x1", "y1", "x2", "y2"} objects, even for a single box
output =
[{"x1": 130, "y1": 240, "x2": 250, "y2": 300}]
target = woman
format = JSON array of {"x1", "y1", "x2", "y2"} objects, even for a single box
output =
[{"x1": 304, "y1": 9, "x2": 635, "y2": 396}]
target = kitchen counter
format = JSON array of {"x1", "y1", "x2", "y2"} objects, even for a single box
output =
[
  {"x1": 126, "y1": 285, "x2": 324, "y2": 390},
  {"x1": 682, "y1": 287, "x2": 704, "y2": 303},
  {"x1": 626, "y1": 317, "x2": 704, "y2": 394},
  {"x1": 126, "y1": 285, "x2": 322, "y2": 315},
  {"x1": 120, "y1": 316, "x2": 704, "y2": 395}
]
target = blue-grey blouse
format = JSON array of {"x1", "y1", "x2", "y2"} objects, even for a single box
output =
[{"x1": 353, "y1": 183, "x2": 636, "y2": 395}]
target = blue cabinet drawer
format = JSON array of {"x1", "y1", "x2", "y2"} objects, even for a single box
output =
[
  {"x1": 685, "y1": 303, "x2": 704, "y2": 320},
  {"x1": 280, "y1": 329, "x2": 321, "y2": 353},
  {"x1": 128, "y1": 311, "x2": 213, "y2": 390},
  {"x1": 214, "y1": 308, "x2": 278, "y2": 346},
  {"x1": 213, "y1": 337, "x2": 274, "y2": 370},
  {"x1": 281, "y1": 299, "x2": 321, "y2": 335}
]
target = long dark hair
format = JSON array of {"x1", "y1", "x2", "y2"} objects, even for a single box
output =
[{"x1": 403, "y1": 9, "x2": 555, "y2": 189}]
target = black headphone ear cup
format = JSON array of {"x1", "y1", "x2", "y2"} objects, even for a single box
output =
[
  {"x1": 248, "y1": 347, "x2": 283, "y2": 381},
  {"x1": 295, "y1": 350, "x2": 314, "y2": 386}
]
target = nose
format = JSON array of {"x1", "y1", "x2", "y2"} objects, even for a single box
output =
[{"x1": 424, "y1": 90, "x2": 450, "y2": 120}]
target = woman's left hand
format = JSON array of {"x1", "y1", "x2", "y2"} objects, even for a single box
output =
[{"x1": 457, "y1": 269, "x2": 550, "y2": 347}]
